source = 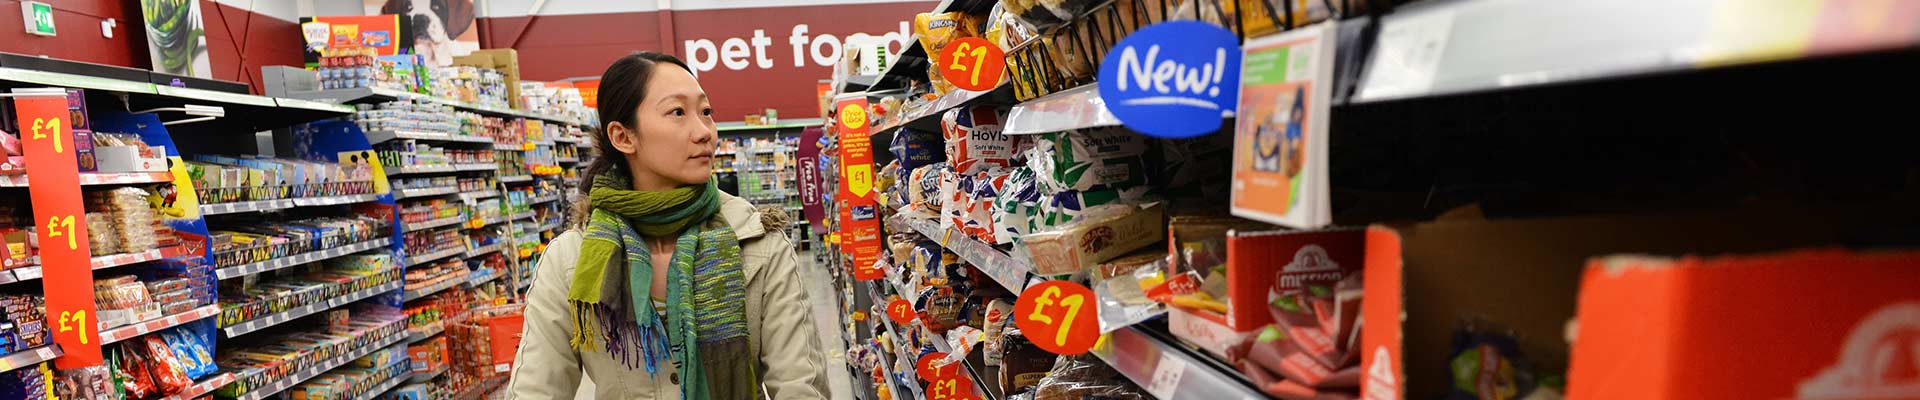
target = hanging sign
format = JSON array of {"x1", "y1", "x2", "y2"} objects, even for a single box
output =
[
  {"x1": 15, "y1": 91, "x2": 104, "y2": 367},
  {"x1": 916, "y1": 352, "x2": 960, "y2": 381},
  {"x1": 886, "y1": 299, "x2": 916, "y2": 325},
  {"x1": 1097, "y1": 21, "x2": 1242, "y2": 138},
  {"x1": 836, "y1": 94, "x2": 884, "y2": 281},
  {"x1": 797, "y1": 126, "x2": 826, "y2": 234},
  {"x1": 925, "y1": 373, "x2": 977, "y2": 400},
  {"x1": 938, "y1": 38, "x2": 1007, "y2": 92},
  {"x1": 1013, "y1": 280, "x2": 1100, "y2": 355}
]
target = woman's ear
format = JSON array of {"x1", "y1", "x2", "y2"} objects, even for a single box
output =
[{"x1": 608, "y1": 121, "x2": 639, "y2": 155}]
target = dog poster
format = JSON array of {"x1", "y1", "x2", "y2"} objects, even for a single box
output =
[
  {"x1": 139, "y1": 0, "x2": 213, "y2": 78},
  {"x1": 366, "y1": 0, "x2": 478, "y2": 66}
]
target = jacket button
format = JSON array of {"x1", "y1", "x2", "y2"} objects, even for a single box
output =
[{"x1": 670, "y1": 372, "x2": 679, "y2": 384}]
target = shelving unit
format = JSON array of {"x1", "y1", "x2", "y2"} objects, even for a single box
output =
[
  {"x1": 227, "y1": 329, "x2": 406, "y2": 400},
  {"x1": 221, "y1": 281, "x2": 404, "y2": 337}
]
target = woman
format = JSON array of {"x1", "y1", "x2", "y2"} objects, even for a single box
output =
[{"x1": 509, "y1": 52, "x2": 828, "y2": 400}]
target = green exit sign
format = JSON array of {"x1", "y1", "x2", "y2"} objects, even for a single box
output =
[{"x1": 22, "y1": 1, "x2": 55, "y2": 37}]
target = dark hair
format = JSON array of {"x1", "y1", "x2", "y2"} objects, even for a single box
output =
[
  {"x1": 574, "y1": 52, "x2": 693, "y2": 225},
  {"x1": 585, "y1": 52, "x2": 693, "y2": 192}
]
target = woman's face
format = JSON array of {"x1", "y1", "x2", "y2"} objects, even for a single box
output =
[{"x1": 608, "y1": 66, "x2": 718, "y2": 191}]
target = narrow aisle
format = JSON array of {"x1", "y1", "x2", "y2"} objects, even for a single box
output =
[{"x1": 800, "y1": 250, "x2": 858, "y2": 400}]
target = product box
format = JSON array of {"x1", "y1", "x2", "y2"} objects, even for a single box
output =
[
  {"x1": 1167, "y1": 227, "x2": 1364, "y2": 358},
  {"x1": 1357, "y1": 205, "x2": 1920, "y2": 400},
  {"x1": 93, "y1": 145, "x2": 167, "y2": 173},
  {"x1": 1025, "y1": 203, "x2": 1165, "y2": 276},
  {"x1": 1569, "y1": 250, "x2": 1920, "y2": 399},
  {"x1": 454, "y1": 49, "x2": 522, "y2": 109}
]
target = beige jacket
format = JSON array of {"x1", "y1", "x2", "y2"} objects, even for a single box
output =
[{"x1": 507, "y1": 194, "x2": 829, "y2": 399}]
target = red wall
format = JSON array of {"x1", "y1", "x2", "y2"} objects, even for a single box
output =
[
  {"x1": 481, "y1": 2, "x2": 935, "y2": 120},
  {"x1": 0, "y1": 0, "x2": 149, "y2": 67},
  {"x1": 202, "y1": 1, "x2": 305, "y2": 91},
  {"x1": 0, "y1": 0, "x2": 302, "y2": 95}
]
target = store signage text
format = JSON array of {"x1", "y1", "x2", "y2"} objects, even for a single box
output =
[
  {"x1": 1098, "y1": 21, "x2": 1241, "y2": 138},
  {"x1": 682, "y1": 23, "x2": 912, "y2": 74}
]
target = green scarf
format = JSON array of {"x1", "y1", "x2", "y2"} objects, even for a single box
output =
[{"x1": 569, "y1": 173, "x2": 756, "y2": 400}]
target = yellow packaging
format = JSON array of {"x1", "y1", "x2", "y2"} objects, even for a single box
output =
[{"x1": 915, "y1": 12, "x2": 981, "y2": 96}]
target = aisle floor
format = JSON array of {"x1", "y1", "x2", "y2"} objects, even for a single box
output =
[{"x1": 572, "y1": 250, "x2": 855, "y2": 400}]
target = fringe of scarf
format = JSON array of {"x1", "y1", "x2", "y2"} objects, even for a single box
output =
[{"x1": 567, "y1": 174, "x2": 755, "y2": 400}]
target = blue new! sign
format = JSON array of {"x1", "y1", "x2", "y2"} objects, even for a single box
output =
[{"x1": 1098, "y1": 21, "x2": 1242, "y2": 138}]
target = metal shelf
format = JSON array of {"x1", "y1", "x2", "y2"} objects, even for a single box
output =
[
  {"x1": 365, "y1": 130, "x2": 495, "y2": 144},
  {"x1": 1002, "y1": 83, "x2": 1121, "y2": 135},
  {"x1": 459, "y1": 190, "x2": 500, "y2": 201},
  {"x1": 454, "y1": 163, "x2": 497, "y2": 172},
  {"x1": 214, "y1": 238, "x2": 390, "y2": 280},
  {"x1": 284, "y1": 88, "x2": 589, "y2": 126},
  {"x1": 101, "y1": 305, "x2": 220, "y2": 344},
  {"x1": 499, "y1": 175, "x2": 534, "y2": 183},
  {"x1": 293, "y1": 193, "x2": 382, "y2": 207},
  {"x1": 405, "y1": 215, "x2": 465, "y2": 232},
  {"x1": 408, "y1": 320, "x2": 446, "y2": 343},
  {"x1": 870, "y1": 84, "x2": 1013, "y2": 137},
  {"x1": 404, "y1": 271, "x2": 469, "y2": 301},
  {"x1": 221, "y1": 281, "x2": 403, "y2": 337},
  {"x1": 894, "y1": 215, "x2": 1031, "y2": 293},
  {"x1": 3, "y1": 244, "x2": 194, "y2": 284},
  {"x1": 406, "y1": 247, "x2": 464, "y2": 267},
  {"x1": 0, "y1": 345, "x2": 59, "y2": 373},
  {"x1": 387, "y1": 165, "x2": 457, "y2": 176},
  {"x1": 356, "y1": 370, "x2": 414, "y2": 400},
  {"x1": 159, "y1": 372, "x2": 236, "y2": 400},
  {"x1": 229, "y1": 325, "x2": 407, "y2": 400},
  {"x1": 396, "y1": 185, "x2": 459, "y2": 199},
  {"x1": 465, "y1": 243, "x2": 505, "y2": 258},
  {"x1": 0, "y1": 172, "x2": 172, "y2": 187},
  {"x1": 201, "y1": 199, "x2": 293, "y2": 215}
]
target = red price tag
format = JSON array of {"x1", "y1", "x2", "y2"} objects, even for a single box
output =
[
  {"x1": 15, "y1": 94, "x2": 104, "y2": 368},
  {"x1": 938, "y1": 37, "x2": 1007, "y2": 92},
  {"x1": 851, "y1": 311, "x2": 868, "y2": 322},
  {"x1": 916, "y1": 352, "x2": 959, "y2": 381},
  {"x1": 1013, "y1": 280, "x2": 1100, "y2": 355},
  {"x1": 886, "y1": 299, "x2": 916, "y2": 325},
  {"x1": 924, "y1": 373, "x2": 977, "y2": 400}
]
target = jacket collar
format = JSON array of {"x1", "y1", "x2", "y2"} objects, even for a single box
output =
[{"x1": 717, "y1": 192, "x2": 766, "y2": 240}]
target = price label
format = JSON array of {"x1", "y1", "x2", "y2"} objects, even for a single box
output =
[
  {"x1": 851, "y1": 310, "x2": 868, "y2": 322},
  {"x1": 886, "y1": 299, "x2": 916, "y2": 325},
  {"x1": 938, "y1": 38, "x2": 1006, "y2": 92},
  {"x1": 468, "y1": 218, "x2": 486, "y2": 229},
  {"x1": 915, "y1": 352, "x2": 958, "y2": 381},
  {"x1": 924, "y1": 373, "x2": 976, "y2": 400},
  {"x1": 1013, "y1": 280, "x2": 1100, "y2": 355},
  {"x1": 15, "y1": 94, "x2": 103, "y2": 368}
]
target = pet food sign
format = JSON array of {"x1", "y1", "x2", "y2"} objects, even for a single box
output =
[{"x1": 1098, "y1": 21, "x2": 1242, "y2": 139}]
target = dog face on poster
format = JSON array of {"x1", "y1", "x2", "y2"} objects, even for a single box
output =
[{"x1": 373, "y1": 0, "x2": 477, "y2": 65}]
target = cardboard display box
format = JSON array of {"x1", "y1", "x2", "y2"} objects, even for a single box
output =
[
  {"x1": 1358, "y1": 206, "x2": 1920, "y2": 399},
  {"x1": 454, "y1": 49, "x2": 522, "y2": 110},
  {"x1": 1571, "y1": 250, "x2": 1920, "y2": 399}
]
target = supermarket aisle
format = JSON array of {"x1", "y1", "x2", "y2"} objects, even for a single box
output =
[
  {"x1": 801, "y1": 250, "x2": 859, "y2": 400},
  {"x1": 571, "y1": 251, "x2": 852, "y2": 400}
]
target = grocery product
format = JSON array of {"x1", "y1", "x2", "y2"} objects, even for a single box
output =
[{"x1": 942, "y1": 106, "x2": 1017, "y2": 175}]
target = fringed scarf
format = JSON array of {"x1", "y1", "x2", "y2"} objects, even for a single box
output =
[{"x1": 569, "y1": 173, "x2": 756, "y2": 400}]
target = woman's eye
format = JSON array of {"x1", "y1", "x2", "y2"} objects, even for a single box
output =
[
  {"x1": 702, "y1": 108, "x2": 713, "y2": 117},
  {"x1": 669, "y1": 108, "x2": 685, "y2": 117}
]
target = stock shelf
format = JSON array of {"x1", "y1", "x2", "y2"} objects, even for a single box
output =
[
  {"x1": 221, "y1": 281, "x2": 403, "y2": 337},
  {"x1": 396, "y1": 185, "x2": 459, "y2": 199},
  {"x1": 213, "y1": 238, "x2": 391, "y2": 280},
  {"x1": 101, "y1": 305, "x2": 220, "y2": 344},
  {"x1": 227, "y1": 327, "x2": 407, "y2": 400}
]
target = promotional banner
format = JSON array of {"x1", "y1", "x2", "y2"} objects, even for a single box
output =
[
  {"x1": 301, "y1": 15, "x2": 411, "y2": 67},
  {"x1": 835, "y1": 95, "x2": 883, "y2": 281},
  {"x1": 798, "y1": 126, "x2": 827, "y2": 234},
  {"x1": 1098, "y1": 21, "x2": 1242, "y2": 138},
  {"x1": 1231, "y1": 21, "x2": 1336, "y2": 229},
  {"x1": 15, "y1": 92, "x2": 104, "y2": 367},
  {"x1": 140, "y1": 0, "x2": 213, "y2": 78}
]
